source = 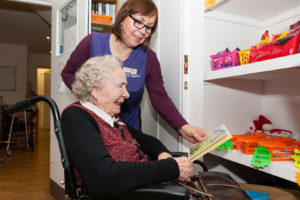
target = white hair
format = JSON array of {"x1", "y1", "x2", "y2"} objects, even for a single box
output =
[{"x1": 72, "y1": 55, "x2": 123, "y2": 101}]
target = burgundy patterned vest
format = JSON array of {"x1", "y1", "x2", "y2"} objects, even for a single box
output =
[
  {"x1": 68, "y1": 103, "x2": 149, "y2": 188},
  {"x1": 71, "y1": 103, "x2": 149, "y2": 162}
]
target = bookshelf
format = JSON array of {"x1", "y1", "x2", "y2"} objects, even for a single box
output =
[{"x1": 90, "y1": 0, "x2": 119, "y2": 33}]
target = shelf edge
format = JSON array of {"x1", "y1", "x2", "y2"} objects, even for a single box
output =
[{"x1": 209, "y1": 149, "x2": 297, "y2": 183}]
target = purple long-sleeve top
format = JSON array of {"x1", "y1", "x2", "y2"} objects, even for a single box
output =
[{"x1": 61, "y1": 33, "x2": 187, "y2": 132}]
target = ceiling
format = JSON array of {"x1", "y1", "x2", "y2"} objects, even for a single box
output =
[
  {"x1": 0, "y1": 0, "x2": 51, "y2": 54},
  {"x1": 214, "y1": 0, "x2": 300, "y2": 21}
]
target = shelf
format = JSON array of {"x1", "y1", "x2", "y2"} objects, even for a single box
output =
[
  {"x1": 204, "y1": 54, "x2": 300, "y2": 81},
  {"x1": 205, "y1": 0, "x2": 229, "y2": 12},
  {"x1": 91, "y1": 23, "x2": 113, "y2": 33},
  {"x1": 210, "y1": 149, "x2": 297, "y2": 183},
  {"x1": 93, "y1": 0, "x2": 116, "y2": 3},
  {"x1": 92, "y1": 21, "x2": 113, "y2": 26}
]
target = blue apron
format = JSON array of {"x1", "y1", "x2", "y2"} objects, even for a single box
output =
[{"x1": 91, "y1": 33, "x2": 147, "y2": 130}]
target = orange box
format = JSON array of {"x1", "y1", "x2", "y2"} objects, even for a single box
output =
[
  {"x1": 239, "y1": 137, "x2": 264, "y2": 154},
  {"x1": 259, "y1": 139, "x2": 297, "y2": 161},
  {"x1": 231, "y1": 132, "x2": 267, "y2": 150},
  {"x1": 91, "y1": 14, "x2": 112, "y2": 24},
  {"x1": 239, "y1": 136, "x2": 295, "y2": 155}
]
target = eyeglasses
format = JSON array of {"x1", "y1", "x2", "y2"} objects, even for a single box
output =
[{"x1": 129, "y1": 15, "x2": 154, "y2": 34}]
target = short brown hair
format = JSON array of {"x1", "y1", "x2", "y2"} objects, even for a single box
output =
[{"x1": 112, "y1": 0, "x2": 158, "y2": 47}]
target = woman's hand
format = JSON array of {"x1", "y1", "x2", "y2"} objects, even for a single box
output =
[
  {"x1": 179, "y1": 124, "x2": 207, "y2": 144},
  {"x1": 173, "y1": 156, "x2": 194, "y2": 182},
  {"x1": 158, "y1": 152, "x2": 172, "y2": 160}
]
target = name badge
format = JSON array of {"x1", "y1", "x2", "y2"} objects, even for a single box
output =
[{"x1": 123, "y1": 67, "x2": 137, "y2": 75}]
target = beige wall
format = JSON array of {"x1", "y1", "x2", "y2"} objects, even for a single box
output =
[
  {"x1": 0, "y1": 43, "x2": 27, "y2": 105},
  {"x1": 0, "y1": 43, "x2": 51, "y2": 106},
  {"x1": 28, "y1": 53, "x2": 51, "y2": 91}
]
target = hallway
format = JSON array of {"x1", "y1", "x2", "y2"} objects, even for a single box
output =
[{"x1": 0, "y1": 128, "x2": 55, "y2": 200}]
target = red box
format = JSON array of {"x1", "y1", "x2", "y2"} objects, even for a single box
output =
[{"x1": 249, "y1": 33, "x2": 299, "y2": 63}]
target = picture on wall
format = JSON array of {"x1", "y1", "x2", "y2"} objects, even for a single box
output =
[{"x1": 0, "y1": 66, "x2": 17, "y2": 91}]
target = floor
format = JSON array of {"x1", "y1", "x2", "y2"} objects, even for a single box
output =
[
  {"x1": 240, "y1": 183, "x2": 300, "y2": 200},
  {"x1": 0, "y1": 128, "x2": 55, "y2": 200}
]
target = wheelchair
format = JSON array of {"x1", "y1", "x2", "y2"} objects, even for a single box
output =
[{"x1": 6, "y1": 96, "x2": 207, "y2": 200}]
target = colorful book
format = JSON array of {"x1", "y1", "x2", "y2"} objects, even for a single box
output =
[{"x1": 189, "y1": 124, "x2": 232, "y2": 161}]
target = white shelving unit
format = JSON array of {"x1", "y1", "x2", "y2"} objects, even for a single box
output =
[
  {"x1": 210, "y1": 149, "x2": 298, "y2": 183},
  {"x1": 205, "y1": 54, "x2": 300, "y2": 81},
  {"x1": 200, "y1": 0, "x2": 300, "y2": 184}
]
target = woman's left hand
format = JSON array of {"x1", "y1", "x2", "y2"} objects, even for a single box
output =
[{"x1": 179, "y1": 124, "x2": 207, "y2": 144}]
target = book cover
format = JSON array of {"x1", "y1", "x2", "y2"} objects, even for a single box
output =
[
  {"x1": 102, "y1": 3, "x2": 106, "y2": 16},
  {"x1": 98, "y1": 2, "x2": 102, "y2": 15},
  {"x1": 111, "y1": 4, "x2": 115, "y2": 24},
  {"x1": 109, "y1": 4, "x2": 114, "y2": 23},
  {"x1": 106, "y1": 3, "x2": 110, "y2": 17},
  {"x1": 189, "y1": 124, "x2": 232, "y2": 161}
]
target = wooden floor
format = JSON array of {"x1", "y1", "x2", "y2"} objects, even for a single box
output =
[{"x1": 0, "y1": 128, "x2": 55, "y2": 200}]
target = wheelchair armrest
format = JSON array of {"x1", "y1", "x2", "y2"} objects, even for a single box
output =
[
  {"x1": 171, "y1": 152, "x2": 208, "y2": 172},
  {"x1": 120, "y1": 183, "x2": 189, "y2": 200},
  {"x1": 171, "y1": 152, "x2": 188, "y2": 157}
]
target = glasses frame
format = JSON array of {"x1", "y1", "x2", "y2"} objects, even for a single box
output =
[{"x1": 129, "y1": 15, "x2": 153, "y2": 34}]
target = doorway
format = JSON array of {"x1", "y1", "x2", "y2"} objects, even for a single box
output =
[{"x1": 37, "y1": 67, "x2": 51, "y2": 129}]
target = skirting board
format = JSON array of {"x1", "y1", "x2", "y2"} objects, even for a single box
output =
[{"x1": 50, "y1": 179, "x2": 66, "y2": 199}]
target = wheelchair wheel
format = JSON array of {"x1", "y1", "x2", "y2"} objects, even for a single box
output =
[
  {"x1": 6, "y1": 149, "x2": 12, "y2": 156},
  {"x1": 0, "y1": 156, "x2": 4, "y2": 163}
]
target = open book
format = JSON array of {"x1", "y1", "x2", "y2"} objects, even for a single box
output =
[{"x1": 189, "y1": 124, "x2": 232, "y2": 161}]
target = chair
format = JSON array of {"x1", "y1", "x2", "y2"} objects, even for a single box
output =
[
  {"x1": 6, "y1": 96, "x2": 207, "y2": 200},
  {"x1": 25, "y1": 107, "x2": 38, "y2": 151},
  {"x1": 3, "y1": 108, "x2": 38, "y2": 155}
]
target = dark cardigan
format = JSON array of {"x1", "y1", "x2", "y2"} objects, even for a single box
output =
[{"x1": 61, "y1": 104, "x2": 179, "y2": 198}]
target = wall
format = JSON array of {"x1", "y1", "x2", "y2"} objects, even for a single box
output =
[
  {"x1": 0, "y1": 43, "x2": 27, "y2": 105},
  {"x1": 263, "y1": 77, "x2": 300, "y2": 140},
  {"x1": 28, "y1": 53, "x2": 51, "y2": 91},
  {"x1": 0, "y1": 43, "x2": 51, "y2": 105}
]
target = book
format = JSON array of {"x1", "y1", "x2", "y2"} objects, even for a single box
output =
[
  {"x1": 189, "y1": 124, "x2": 232, "y2": 161},
  {"x1": 102, "y1": 3, "x2": 106, "y2": 15}
]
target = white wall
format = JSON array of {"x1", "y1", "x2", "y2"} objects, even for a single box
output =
[
  {"x1": 0, "y1": 43, "x2": 27, "y2": 105},
  {"x1": 153, "y1": 0, "x2": 182, "y2": 151},
  {"x1": 50, "y1": 0, "x2": 80, "y2": 189},
  {"x1": 263, "y1": 77, "x2": 300, "y2": 140},
  {"x1": 203, "y1": 79, "x2": 264, "y2": 133}
]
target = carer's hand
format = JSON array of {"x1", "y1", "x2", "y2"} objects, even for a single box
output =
[
  {"x1": 173, "y1": 156, "x2": 194, "y2": 182},
  {"x1": 179, "y1": 124, "x2": 208, "y2": 144}
]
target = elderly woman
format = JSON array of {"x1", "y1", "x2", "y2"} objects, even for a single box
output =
[{"x1": 61, "y1": 55, "x2": 194, "y2": 198}]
